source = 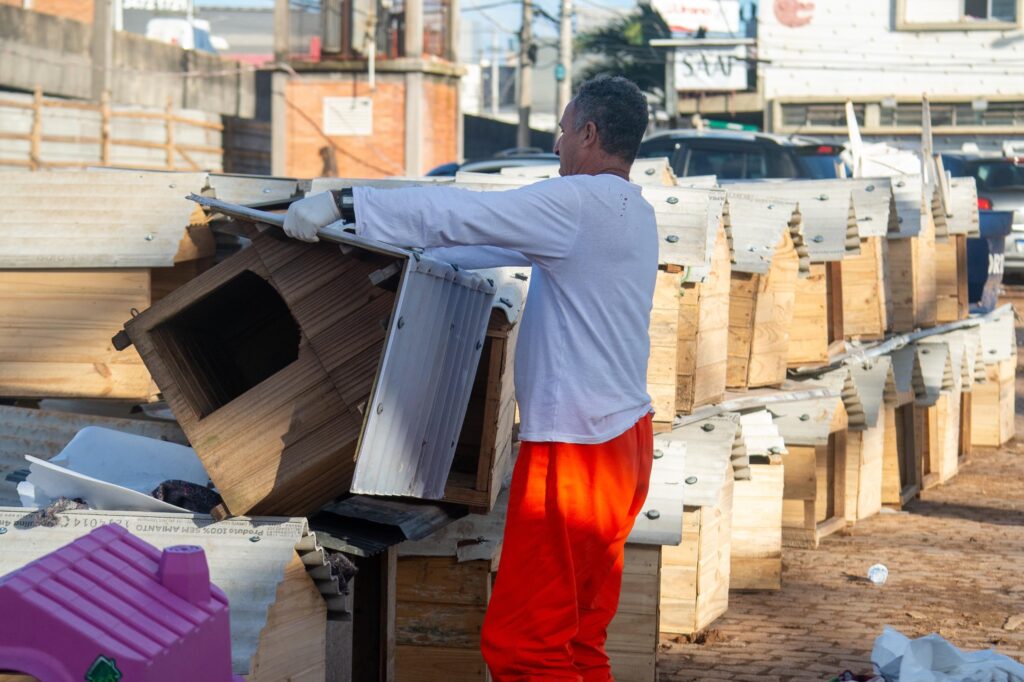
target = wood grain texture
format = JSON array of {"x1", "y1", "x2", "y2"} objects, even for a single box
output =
[
  {"x1": 648, "y1": 270, "x2": 683, "y2": 424},
  {"x1": 731, "y1": 461, "x2": 784, "y2": 591},
  {"x1": 841, "y1": 236, "x2": 890, "y2": 339},
  {"x1": 0, "y1": 269, "x2": 153, "y2": 399},
  {"x1": 787, "y1": 264, "x2": 829, "y2": 366}
]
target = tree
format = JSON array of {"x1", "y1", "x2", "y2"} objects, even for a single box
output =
[{"x1": 574, "y1": 4, "x2": 672, "y2": 97}]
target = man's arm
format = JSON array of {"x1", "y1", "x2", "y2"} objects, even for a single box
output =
[{"x1": 424, "y1": 245, "x2": 531, "y2": 270}]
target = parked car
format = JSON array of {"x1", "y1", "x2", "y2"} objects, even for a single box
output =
[
  {"x1": 942, "y1": 152, "x2": 1024, "y2": 274},
  {"x1": 636, "y1": 129, "x2": 844, "y2": 180},
  {"x1": 426, "y1": 149, "x2": 559, "y2": 177}
]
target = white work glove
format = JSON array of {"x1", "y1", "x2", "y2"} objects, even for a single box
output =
[{"x1": 283, "y1": 192, "x2": 341, "y2": 243}]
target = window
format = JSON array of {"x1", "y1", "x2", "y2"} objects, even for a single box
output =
[
  {"x1": 684, "y1": 145, "x2": 767, "y2": 180},
  {"x1": 897, "y1": 0, "x2": 1021, "y2": 29}
]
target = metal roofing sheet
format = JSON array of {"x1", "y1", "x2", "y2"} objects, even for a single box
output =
[
  {"x1": 770, "y1": 393, "x2": 845, "y2": 446},
  {"x1": 351, "y1": 257, "x2": 495, "y2": 499},
  {"x1": 630, "y1": 157, "x2": 677, "y2": 185},
  {"x1": 630, "y1": 438, "x2": 687, "y2": 545},
  {"x1": 0, "y1": 405, "x2": 187, "y2": 507},
  {"x1": 207, "y1": 173, "x2": 301, "y2": 205},
  {"x1": 913, "y1": 342, "x2": 953, "y2": 407},
  {"x1": 0, "y1": 508, "x2": 336, "y2": 675},
  {"x1": 889, "y1": 175, "x2": 924, "y2": 239},
  {"x1": 0, "y1": 170, "x2": 207, "y2": 268},
  {"x1": 738, "y1": 409, "x2": 787, "y2": 457},
  {"x1": 850, "y1": 178, "x2": 897, "y2": 239},
  {"x1": 920, "y1": 331, "x2": 969, "y2": 393},
  {"x1": 890, "y1": 345, "x2": 917, "y2": 396},
  {"x1": 978, "y1": 306, "x2": 1017, "y2": 363},
  {"x1": 847, "y1": 356, "x2": 896, "y2": 429},
  {"x1": 947, "y1": 178, "x2": 980, "y2": 237},
  {"x1": 657, "y1": 415, "x2": 738, "y2": 508},
  {"x1": 728, "y1": 180, "x2": 859, "y2": 262},
  {"x1": 724, "y1": 192, "x2": 800, "y2": 274},
  {"x1": 475, "y1": 266, "x2": 530, "y2": 324},
  {"x1": 396, "y1": 487, "x2": 508, "y2": 561}
]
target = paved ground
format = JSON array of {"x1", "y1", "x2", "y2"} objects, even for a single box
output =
[{"x1": 658, "y1": 294, "x2": 1024, "y2": 681}]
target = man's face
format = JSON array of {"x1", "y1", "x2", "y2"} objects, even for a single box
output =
[{"x1": 554, "y1": 101, "x2": 580, "y2": 177}]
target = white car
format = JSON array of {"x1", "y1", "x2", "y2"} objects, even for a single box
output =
[{"x1": 145, "y1": 18, "x2": 228, "y2": 54}]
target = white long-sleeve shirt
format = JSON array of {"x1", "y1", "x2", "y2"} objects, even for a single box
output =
[{"x1": 353, "y1": 174, "x2": 658, "y2": 444}]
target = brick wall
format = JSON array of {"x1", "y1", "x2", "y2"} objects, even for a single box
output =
[
  {"x1": 422, "y1": 75, "x2": 459, "y2": 172},
  {"x1": 284, "y1": 71, "x2": 460, "y2": 179},
  {"x1": 285, "y1": 75, "x2": 406, "y2": 179}
]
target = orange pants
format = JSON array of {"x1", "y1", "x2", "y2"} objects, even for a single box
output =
[{"x1": 481, "y1": 414, "x2": 654, "y2": 681}]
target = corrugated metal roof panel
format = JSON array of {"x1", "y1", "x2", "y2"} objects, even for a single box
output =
[
  {"x1": 888, "y1": 175, "x2": 924, "y2": 239},
  {"x1": 771, "y1": 393, "x2": 846, "y2": 446},
  {"x1": 0, "y1": 405, "x2": 186, "y2": 507},
  {"x1": 630, "y1": 438, "x2": 687, "y2": 545},
  {"x1": 0, "y1": 508, "x2": 339, "y2": 674},
  {"x1": 920, "y1": 331, "x2": 969, "y2": 393},
  {"x1": 0, "y1": 170, "x2": 207, "y2": 268},
  {"x1": 728, "y1": 180, "x2": 859, "y2": 262},
  {"x1": 207, "y1": 173, "x2": 301, "y2": 205},
  {"x1": 657, "y1": 415, "x2": 737, "y2": 508},
  {"x1": 396, "y1": 488, "x2": 508, "y2": 561},
  {"x1": 724, "y1": 192, "x2": 800, "y2": 274},
  {"x1": 947, "y1": 178, "x2": 980, "y2": 237},
  {"x1": 738, "y1": 409, "x2": 787, "y2": 457},
  {"x1": 630, "y1": 157, "x2": 677, "y2": 185},
  {"x1": 978, "y1": 307, "x2": 1017, "y2": 363},
  {"x1": 850, "y1": 178, "x2": 897, "y2": 239},
  {"x1": 476, "y1": 267, "x2": 530, "y2": 324},
  {"x1": 847, "y1": 356, "x2": 896, "y2": 429},
  {"x1": 913, "y1": 342, "x2": 952, "y2": 407}
]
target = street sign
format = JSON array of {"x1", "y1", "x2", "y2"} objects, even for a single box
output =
[{"x1": 674, "y1": 45, "x2": 748, "y2": 92}]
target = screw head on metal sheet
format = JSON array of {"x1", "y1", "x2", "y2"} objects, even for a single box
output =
[
  {"x1": 799, "y1": 414, "x2": 810, "y2": 421},
  {"x1": 866, "y1": 185, "x2": 875, "y2": 192},
  {"x1": 767, "y1": 204, "x2": 774, "y2": 210},
  {"x1": 514, "y1": 272, "x2": 529, "y2": 281},
  {"x1": 701, "y1": 423, "x2": 715, "y2": 432},
  {"x1": 645, "y1": 167, "x2": 656, "y2": 175},
  {"x1": 666, "y1": 196, "x2": 679, "y2": 205},
  {"x1": 476, "y1": 341, "x2": 483, "y2": 350},
  {"x1": 0, "y1": 527, "x2": 7, "y2": 535},
  {"x1": 376, "y1": 403, "x2": 384, "y2": 415},
  {"x1": 685, "y1": 476, "x2": 698, "y2": 485},
  {"x1": 653, "y1": 449, "x2": 664, "y2": 459},
  {"x1": 817, "y1": 194, "x2": 829, "y2": 201},
  {"x1": 144, "y1": 233, "x2": 154, "y2": 241},
  {"x1": 921, "y1": 349, "x2": 929, "y2": 354},
  {"x1": 500, "y1": 297, "x2": 513, "y2": 308},
  {"x1": 812, "y1": 235, "x2": 825, "y2": 243},
  {"x1": 645, "y1": 509, "x2": 661, "y2": 520},
  {"x1": 249, "y1": 535, "x2": 260, "y2": 543},
  {"x1": 665, "y1": 235, "x2": 679, "y2": 243},
  {"x1": 769, "y1": 446, "x2": 781, "y2": 454},
  {"x1": 896, "y1": 180, "x2": 906, "y2": 188},
  {"x1": 397, "y1": 317, "x2": 405, "y2": 329},
  {"x1": 486, "y1": 278, "x2": 495, "y2": 287}
]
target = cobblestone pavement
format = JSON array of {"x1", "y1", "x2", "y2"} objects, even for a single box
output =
[{"x1": 658, "y1": 299, "x2": 1024, "y2": 681}]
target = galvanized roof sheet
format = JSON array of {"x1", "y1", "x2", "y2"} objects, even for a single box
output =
[
  {"x1": 912, "y1": 342, "x2": 953, "y2": 407},
  {"x1": 630, "y1": 157, "x2": 677, "y2": 185},
  {"x1": 0, "y1": 405, "x2": 187, "y2": 507},
  {"x1": 206, "y1": 173, "x2": 302, "y2": 205},
  {"x1": 475, "y1": 267, "x2": 530, "y2": 324},
  {"x1": 738, "y1": 409, "x2": 787, "y2": 457},
  {"x1": 723, "y1": 192, "x2": 801, "y2": 274},
  {"x1": 849, "y1": 178, "x2": 897, "y2": 239},
  {"x1": 770, "y1": 393, "x2": 846, "y2": 446},
  {"x1": 978, "y1": 306, "x2": 1017, "y2": 364},
  {"x1": 0, "y1": 508, "x2": 344, "y2": 674},
  {"x1": 0, "y1": 170, "x2": 207, "y2": 268},
  {"x1": 396, "y1": 487, "x2": 508, "y2": 561},
  {"x1": 920, "y1": 331, "x2": 970, "y2": 394},
  {"x1": 656, "y1": 415, "x2": 738, "y2": 508},
  {"x1": 728, "y1": 180, "x2": 859, "y2": 262},
  {"x1": 889, "y1": 174, "x2": 924, "y2": 239},
  {"x1": 947, "y1": 178, "x2": 980, "y2": 237},
  {"x1": 847, "y1": 356, "x2": 896, "y2": 429},
  {"x1": 890, "y1": 345, "x2": 917, "y2": 397},
  {"x1": 629, "y1": 437, "x2": 687, "y2": 544}
]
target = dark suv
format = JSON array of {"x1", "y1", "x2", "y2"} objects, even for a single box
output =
[{"x1": 637, "y1": 129, "x2": 843, "y2": 180}]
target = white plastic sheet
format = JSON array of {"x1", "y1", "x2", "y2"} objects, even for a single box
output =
[{"x1": 873, "y1": 627, "x2": 1024, "y2": 682}]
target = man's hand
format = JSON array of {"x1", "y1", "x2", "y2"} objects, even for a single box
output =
[{"x1": 283, "y1": 192, "x2": 341, "y2": 243}]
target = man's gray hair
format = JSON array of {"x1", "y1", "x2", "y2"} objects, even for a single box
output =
[{"x1": 572, "y1": 76, "x2": 648, "y2": 163}]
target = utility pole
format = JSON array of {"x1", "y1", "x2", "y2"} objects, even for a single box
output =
[
  {"x1": 91, "y1": 0, "x2": 113, "y2": 103},
  {"x1": 516, "y1": 0, "x2": 533, "y2": 149},
  {"x1": 555, "y1": 0, "x2": 572, "y2": 123},
  {"x1": 491, "y1": 32, "x2": 499, "y2": 117}
]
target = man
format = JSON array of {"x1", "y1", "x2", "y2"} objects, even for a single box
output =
[{"x1": 284, "y1": 75, "x2": 657, "y2": 681}]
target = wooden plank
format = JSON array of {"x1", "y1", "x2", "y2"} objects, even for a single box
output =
[
  {"x1": 854, "y1": 422, "x2": 885, "y2": 520},
  {"x1": 887, "y1": 237, "x2": 917, "y2": 334},
  {"x1": 881, "y1": 406, "x2": 902, "y2": 506},
  {"x1": 726, "y1": 273, "x2": 757, "y2": 389},
  {"x1": 396, "y1": 646, "x2": 488, "y2": 682},
  {"x1": 396, "y1": 557, "x2": 491, "y2": 607},
  {"x1": 246, "y1": 553, "x2": 328, "y2": 682},
  {"x1": 787, "y1": 264, "x2": 829, "y2": 366},
  {"x1": 731, "y1": 462, "x2": 783, "y2": 591},
  {"x1": 648, "y1": 270, "x2": 682, "y2": 423},
  {"x1": 935, "y1": 233, "x2": 963, "y2": 324},
  {"x1": 782, "y1": 445, "x2": 816, "y2": 501},
  {"x1": 0, "y1": 269, "x2": 153, "y2": 399}
]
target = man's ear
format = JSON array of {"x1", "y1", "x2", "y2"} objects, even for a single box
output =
[{"x1": 581, "y1": 121, "x2": 599, "y2": 148}]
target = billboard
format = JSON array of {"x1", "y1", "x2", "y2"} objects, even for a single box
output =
[
  {"x1": 674, "y1": 45, "x2": 749, "y2": 91},
  {"x1": 652, "y1": 0, "x2": 741, "y2": 35}
]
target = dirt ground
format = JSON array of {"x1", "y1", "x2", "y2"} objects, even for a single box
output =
[{"x1": 657, "y1": 291, "x2": 1024, "y2": 681}]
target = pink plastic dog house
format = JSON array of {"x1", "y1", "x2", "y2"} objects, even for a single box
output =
[{"x1": 0, "y1": 524, "x2": 243, "y2": 682}]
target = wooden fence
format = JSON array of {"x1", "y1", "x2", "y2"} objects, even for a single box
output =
[{"x1": 0, "y1": 86, "x2": 223, "y2": 172}]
